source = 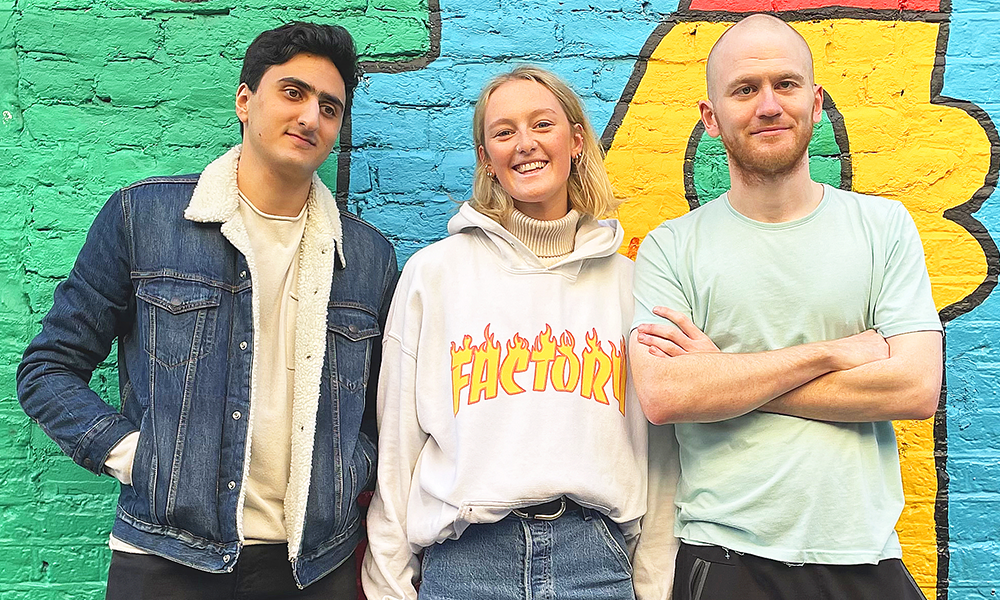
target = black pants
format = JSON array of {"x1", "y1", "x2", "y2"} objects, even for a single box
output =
[
  {"x1": 105, "y1": 545, "x2": 357, "y2": 600},
  {"x1": 674, "y1": 542, "x2": 927, "y2": 600}
]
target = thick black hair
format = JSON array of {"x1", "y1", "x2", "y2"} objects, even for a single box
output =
[{"x1": 240, "y1": 21, "x2": 360, "y2": 96}]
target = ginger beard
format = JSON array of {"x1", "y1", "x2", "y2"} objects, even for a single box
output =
[{"x1": 719, "y1": 112, "x2": 814, "y2": 184}]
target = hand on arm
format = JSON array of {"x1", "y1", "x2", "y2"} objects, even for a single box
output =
[{"x1": 630, "y1": 307, "x2": 890, "y2": 424}]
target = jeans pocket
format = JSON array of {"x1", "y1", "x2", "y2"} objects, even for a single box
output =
[{"x1": 593, "y1": 513, "x2": 634, "y2": 576}]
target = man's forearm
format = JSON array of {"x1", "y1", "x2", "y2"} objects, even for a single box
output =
[
  {"x1": 760, "y1": 331, "x2": 943, "y2": 422},
  {"x1": 630, "y1": 331, "x2": 876, "y2": 424}
]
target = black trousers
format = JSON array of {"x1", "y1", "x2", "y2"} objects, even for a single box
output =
[
  {"x1": 674, "y1": 542, "x2": 927, "y2": 600},
  {"x1": 105, "y1": 544, "x2": 357, "y2": 600}
]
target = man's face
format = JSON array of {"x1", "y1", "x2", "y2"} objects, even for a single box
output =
[
  {"x1": 699, "y1": 25, "x2": 823, "y2": 181},
  {"x1": 235, "y1": 53, "x2": 347, "y2": 180}
]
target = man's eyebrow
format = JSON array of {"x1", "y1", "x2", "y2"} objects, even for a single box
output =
[
  {"x1": 277, "y1": 76, "x2": 345, "y2": 110},
  {"x1": 772, "y1": 71, "x2": 807, "y2": 83},
  {"x1": 726, "y1": 71, "x2": 807, "y2": 90}
]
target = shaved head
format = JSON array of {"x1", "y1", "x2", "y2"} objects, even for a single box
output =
[{"x1": 706, "y1": 14, "x2": 815, "y2": 101}]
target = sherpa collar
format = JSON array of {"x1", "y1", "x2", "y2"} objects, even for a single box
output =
[{"x1": 183, "y1": 144, "x2": 346, "y2": 268}]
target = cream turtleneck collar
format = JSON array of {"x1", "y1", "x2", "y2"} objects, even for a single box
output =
[{"x1": 504, "y1": 208, "x2": 581, "y2": 266}]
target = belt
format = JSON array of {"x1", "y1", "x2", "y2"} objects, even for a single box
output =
[{"x1": 512, "y1": 497, "x2": 582, "y2": 520}]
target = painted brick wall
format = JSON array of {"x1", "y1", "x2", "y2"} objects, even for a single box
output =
[{"x1": 2, "y1": 1, "x2": 999, "y2": 599}]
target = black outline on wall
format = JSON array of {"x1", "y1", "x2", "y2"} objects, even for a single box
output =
[
  {"x1": 601, "y1": 5, "x2": 1000, "y2": 598},
  {"x1": 336, "y1": 0, "x2": 442, "y2": 209}
]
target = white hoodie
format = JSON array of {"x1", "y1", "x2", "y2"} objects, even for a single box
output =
[{"x1": 362, "y1": 203, "x2": 648, "y2": 600}]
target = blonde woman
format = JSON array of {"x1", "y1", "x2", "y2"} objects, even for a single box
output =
[{"x1": 362, "y1": 66, "x2": 648, "y2": 600}]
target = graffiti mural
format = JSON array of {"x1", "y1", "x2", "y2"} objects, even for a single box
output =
[{"x1": 3, "y1": 1, "x2": 1000, "y2": 598}]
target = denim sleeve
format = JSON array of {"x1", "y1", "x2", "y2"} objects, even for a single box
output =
[{"x1": 17, "y1": 189, "x2": 139, "y2": 475}]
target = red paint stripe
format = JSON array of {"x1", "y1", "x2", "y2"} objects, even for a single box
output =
[{"x1": 689, "y1": 0, "x2": 940, "y2": 11}]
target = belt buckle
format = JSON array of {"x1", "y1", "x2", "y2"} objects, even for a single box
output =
[{"x1": 512, "y1": 498, "x2": 566, "y2": 521}]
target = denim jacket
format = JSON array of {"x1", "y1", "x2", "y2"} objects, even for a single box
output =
[{"x1": 17, "y1": 146, "x2": 398, "y2": 587}]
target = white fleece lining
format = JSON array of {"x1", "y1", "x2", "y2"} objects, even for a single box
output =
[{"x1": 183, "y1": 145, "x2": 344, "y2": 561}]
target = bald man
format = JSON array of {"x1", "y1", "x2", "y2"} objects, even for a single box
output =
[{"x1": 628, "y1": 14, "x2": 941, "y2": 600}]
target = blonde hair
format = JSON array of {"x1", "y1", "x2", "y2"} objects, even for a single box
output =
[{"x1": 470, "y1": 65, "x2": 621, "y2": 222}]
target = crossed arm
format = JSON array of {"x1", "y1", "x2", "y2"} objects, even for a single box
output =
[{"x1": 629, "y1": 306, "x2": 942, "y2": 425}]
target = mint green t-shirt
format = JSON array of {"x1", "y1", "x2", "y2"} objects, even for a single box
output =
[{"x1": 632, "y1": 185, "x2": 941, "y2": 565}]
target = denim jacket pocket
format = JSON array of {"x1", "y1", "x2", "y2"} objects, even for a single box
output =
[
  {"x1": 326, "y1": 305, "x2": 380, "y2": 395},
  {"x1": 136, "y1": 277, "x2": 222, "y2": 368}
]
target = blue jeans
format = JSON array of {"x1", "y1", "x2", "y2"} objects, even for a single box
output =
[{"x1": 419, "y1": 508, "x2": 635, "y2": 600}]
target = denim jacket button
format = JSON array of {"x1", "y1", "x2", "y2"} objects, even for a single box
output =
[
  {"x1": 223, "y1": 554, "x2": 231, "y2": 563},
  {"x1": 348, "y1": 325, "x2": 359, "y2": 334},
  {"x1": 232, "y1": 411, "x2": 241, "y2": 420},
  {"x1": 239, "y1": 341, "x2": 248, "y2": 351},
  {"x1": 239, "y1": 270, "x2": 247, "y2": 279},
  {"x1": 169, "y1": 298, "x2": 181, "y2": 307},
  {"x1": 228, "y1": 480, "x2": 236, "y2": 490}
]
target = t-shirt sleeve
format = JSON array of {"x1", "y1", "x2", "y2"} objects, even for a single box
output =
[
  {"x1": 872, "y1": 202, "x2": 942, "y2": 337},
  {"x1": 632, "y1": 225, "x2": 694, "y2": 331}
]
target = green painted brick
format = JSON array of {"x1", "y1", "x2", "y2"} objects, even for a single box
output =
[
  {"x1": 0, "y1": 469, "x2": 35, "y2": 506},
  {"x1": 28, "y1": 503, "x2": 117, "y2": 540},
  {"x1": 0, "y1": 583, "x2": 106, "y2": 600},
  {"x1": 17, "y1": 58, "x2": 95, "y2": 105},
  {"x1": 239, "y1": 0, "x2": 367, "y2": 13},
  {"x1": 95, "y1": 60, "x2": 173, "y2": 108},
  {"x1": 25, "y1": 276, "x2": 62, "y2": 315},
  {"x1": 367, "y1": 0, "x2": 426, "y2": 11},
  {"x1": 808, "y1": 156, "x2": 842, "y2": 188},
  {"x1": 171, "y1": 79, "x2": 242, "y2": 113},
  {"x1": 24, "y1": 230, "x2": 85, "y2": 278},
  {"x1": 0, "y1": 415, "x2": 31, "y2": 462},
  {"x1": 0, "y1": 273, "x2": 30, "y2": 331},
  {"x1": 34, "y1": 545, "x2": 111, "y2": 583},
  {"x1": 28, "y1": 423, "x2": 62, "y2": 455},
  {"x1": 37, "y1": 459, "x2": 119, "y2": 497},
  {"x1": 0, "y1": 7, "x2": 20, "y2": 141},
  {"x1": 16, "y1": 11, "x2": 162, "y2": 62},
  {"x1": 340, "y1": 15, "x2": 431, "y2": 59},
  {"x1": 22, "y1": 103, "x2": 115, "y2": 144},
  {"x1": 161, "y1": 16, "x2": 250, "y2": 58},
  {"x1": 0, "y1": 366, "x2": 21, "y2": 395},
  {"x1": 25, "y1": 189, "x2": 102, "y2": 233},
  {"x1": 162, "y1": 117, "x2": 238, "y2": 149},
  {"x1": 809, "y1": 114, "x2": 841, "y2": 155},
  {"x1": 0, "y1": 547, "x2": 35, "y2": 583}
]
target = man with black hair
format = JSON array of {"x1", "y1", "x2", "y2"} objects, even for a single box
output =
[{"x1": 18, "y1": 22, "x2": 397, "y2": 599}]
